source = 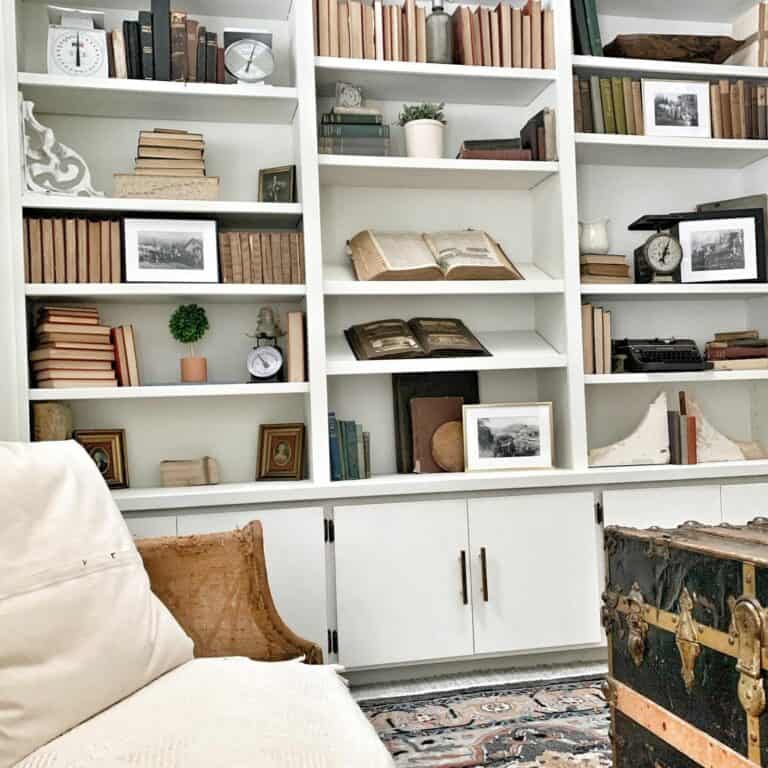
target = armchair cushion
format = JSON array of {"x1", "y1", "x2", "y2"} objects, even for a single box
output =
[{"x1": 0, "y1": 441, "x2": 193, "y2": 768}]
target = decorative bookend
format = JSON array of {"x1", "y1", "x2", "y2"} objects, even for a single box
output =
[
  {"x1": 21, "y1": 99, "x2": 103, "y2": 197},
  {"x1": 589, "y1": 392, "x2": 671, "y2": 467},
  {"x1": 687, "y1": 398, "x2": 767, "y2": 462}
]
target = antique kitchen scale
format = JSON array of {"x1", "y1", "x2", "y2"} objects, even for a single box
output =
[{"x1": 246, "y1": 307, "x2": 284, "y2": 383}]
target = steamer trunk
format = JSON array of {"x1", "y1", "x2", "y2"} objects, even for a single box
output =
[{"x1": 603, "y1": 520, "x2": 768, "y2": 767}]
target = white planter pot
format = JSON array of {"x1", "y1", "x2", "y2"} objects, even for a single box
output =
[{"x1": 403, "y1": 119, "x2": 444, "y2": 159}]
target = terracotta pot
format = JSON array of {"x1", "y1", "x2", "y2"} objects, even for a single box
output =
[{"x1": 180, "y1": 356, "x2": 208, "y2": 383}]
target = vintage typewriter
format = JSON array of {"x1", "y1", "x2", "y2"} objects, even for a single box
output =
[{"x1": 613, "y1": 338, "x2": 713, "y2": 373}]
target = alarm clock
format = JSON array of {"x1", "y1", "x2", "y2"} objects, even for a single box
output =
[
  {"x1": 223, "y1": 39, "x2": 274, "y2": 83},
  {"x1": 247, "y1": 338, "x2": 284, "y2": 383},
  {"x1": 634, "y1": 231, "x2": 683, "y2": 283},
  {"x1": 47, "y1": 7, "x2": 108, "y2": 79}
]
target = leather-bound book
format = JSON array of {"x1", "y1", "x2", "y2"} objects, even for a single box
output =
[
  {"x1": 410, "y1": 396, "x2": 464, "y2": 473},
  {"x1": 123, "y1": 21, "x2": 141, "y2": 79},
  {"x1": 206, "y1": 32, "x2": 217, "y2": 82},
  {"x1": 151, "y1": 0, "x2": 171, "y2": 80},
  {"x1": 170, "y1": 10, "x2": 187, "y2": 81},
  {"x1": 196, "y1": 26, "x2": 207, "y2": 82},
  {"x1": 217, "y1": 47, "x2": 224, "y2": 83},
  {"x1": 138, "y1": 11, "x2": 154, "y2": 79},
  {"x1": 185, "y1": 19, "x2": 198, "y2": 81}
]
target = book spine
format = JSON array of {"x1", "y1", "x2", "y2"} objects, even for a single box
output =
[
  {"x1": 720, "y1": 80, "x2": 733, "y2": 139},
  {"x1": 170, "y1": 10, "x2": 187, "y2": 81},
  {"x1": 512, "y1": 7, "x2": 522, "y2": 68},
  {"x1": 123, "y1": 21, "x2": 141, "y2": 80},
  {"x1": 345, "y1": 421, "x2": 359, "y2": 480},
  {"x1": 580, "y1": 79, "x2": 593, "y2": 132},
  {"x1": 363, "y1": 431, "x2": 371, "y2": 478},
  {"x1": 611, "y1": 77, "x2": 627, "y2": 134},
  {"x1": 668, "y1": 411, "x2": 681, "y2": 464},
  {"x1": 337, "y1": 420, "x2": 348, "y2": 480},
  {"x1": 355, "y1": 423, "x2": 365, "y2": 481},
  {"x1": 206, "y1": 32, "x2": 217, "y2": 82},
  {"x1": 329, "y1": 413, "x2": 342, "y2": 481},
  {"x1": 151, "y1": 0, "x2": 170, "y2": 80},
  {"x1": 319, "y1": 124, "x2": 390, "y2": 137},
  {"x1": 138, "y1": 12, "x2": 154, "y2": 80},
  {"x1": 583, "y1": 0, "x2": 603, "y2": 56},
  {"x1": 196, "y1": 26, "x2": 207, "y2": 82},
  {"x1": 322, "y1": 113, "x2": 382, "y2": 124},
  {"x1": 711, "y1": 83, "x2": 723, "y2": 138},
  {"x1": 107, "y1": 31, "x2": 115, "y2": 77},
  {"x1": 216, "y1": 46, "x2": 224, "y2": 83},
  {"x1": 573, "y1": 76, "x2": 583, "y2": 133},
  {"x1": 631, "y1": 80, "x2": 644, "y2": 135},
  {"x1": 571, "y1": 0, "x2": 590, "y2": 56},
  {"x1": 185, "y1": 19, "x2": 198, "y2": 82},
  {"x1": 590, "y1": 75, "x2": 604, "y2": 133}
]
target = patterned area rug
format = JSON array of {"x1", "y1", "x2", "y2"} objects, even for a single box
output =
[{"x1": 360, "y1": 677, "x2": 611, "y2": 768}]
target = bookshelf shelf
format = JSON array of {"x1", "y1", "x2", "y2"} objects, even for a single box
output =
[
  {"x1": 25, "y1": 283, "x2": 306, "y2": 304},
  {"x1": 28, "y1": 383, "x2": 310, "y2": 401},
  {"x1": 17, "y1": 73, "x2": 299, "y2": 124},
  {"x1": 586, "y1": 371, "x2": 768, "y2": 384},
  {"x1": 580, "y1": 284, "x2": 768, "y2": 299},
  {"x1": 596, "y1": 0, "x2": 754, "y2": 22},
  {"x1": 318, "y1": 154, "x2": 559, "y2": 190},
  {"x1": 48, "y1": 0, "x2": 294, "y2": 19},
  {"x1": 325, "y1": 330, "x2": 567, "y2": 376},
  {"x1": 315, "y1": 56, "x2": 557, "y2": 106},
  {"x1": 572, "y1": 55, "x2": 768, "y2": 82},
  {"x1": 575, "y1": 133, "x2": 768, "y2": 169},
  {"x1": 323, "y1": 263, "x2": 563, "y2": 295}
]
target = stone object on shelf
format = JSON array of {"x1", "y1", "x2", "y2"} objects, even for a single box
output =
[
  {"x1": 687, "y1": 397, "x2": 767, "y2": 462},
  {"x1": 32, "y1": 402, "x2": 73, "y2": 441},
  {"x1": 160, "y1": 456, "x2": 220, "y2": 487}
]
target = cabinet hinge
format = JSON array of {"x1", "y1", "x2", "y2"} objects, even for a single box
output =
[
  {"x1": 595, "y1": 502, "x2": 604, "y2": 525},
  {"x1": 323, "y1": 519, "x2": 329, "y2": 542},
  {"x1": 327, "y1": 519, "x2": 335, "y2": 543},
  {"x1": 332, "y1": 629, "x2": 339, "y2": 655},
  {"x1": 327, "y1": 629, "x2": 333, "y2": 655}
]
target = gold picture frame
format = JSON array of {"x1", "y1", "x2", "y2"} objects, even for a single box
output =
[
  {"x1": 258, "y1": 165, "x2": 296, "y2": 203},
  {"x1": 74, "y1": 428, "x2": 129, "y2": 488},
  {"x1": 257, "y1": 423, "x2": 305, "y2": 480}
]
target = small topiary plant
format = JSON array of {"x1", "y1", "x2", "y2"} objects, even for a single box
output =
[
  {"x1": 397, "y1": 102, "x2": 446, "y2": 126},
  {"x1": 169, "y1": 303, "x2": 209, "y2": 357}
]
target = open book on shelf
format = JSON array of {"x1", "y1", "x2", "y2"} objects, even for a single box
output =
[
  {"x1": 345, "y1": 318, "x2": 490, "y2": 361},
  {"x1": 348, "y1": 230, "x2": 524, "y2": 282}
]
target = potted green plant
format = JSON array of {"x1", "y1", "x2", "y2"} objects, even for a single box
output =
[
  {"x1": 398, "y1": 102, "x2": 446, "y2": 159},
  {"x1": 169, "y1": 303, "x2": 210, "y2": 383}
]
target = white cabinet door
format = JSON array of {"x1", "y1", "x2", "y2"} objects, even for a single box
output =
[
  {"x1": 124, "y1": 514, "x2": 176, "y2": 538},
  {"x1": 602, "y1": 486, "x2": 722, "y2": 529},
  {"x1": 721, "y1": 484, "x2": 768, "y2": 525},
  {"x1": 334, "y1": 499, "x2": 473, "y2": 669},
  {"x1": 468, "y1": 492, "x2": 602, "y2": 655},
  {"x1": 177, "y1": 507, "x2": 327, "y2": 651}
]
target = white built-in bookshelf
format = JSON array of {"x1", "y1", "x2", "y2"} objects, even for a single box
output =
[{"x1": 4, "y1": 0, "x2": 768, "y2": 512}]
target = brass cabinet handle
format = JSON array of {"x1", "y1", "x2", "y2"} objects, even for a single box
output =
[
  {"x1": 480, "y1": 547, "x2": 489, "y2": 603},
  {"x1": 460, "y1": 550, "x2": 468, "y2": 605}
]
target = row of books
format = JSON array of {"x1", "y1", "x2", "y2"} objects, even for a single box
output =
[
  {"x1": 580, "y1": 254, "x2": 631, "y2": 284},
  {"x1": 23, "y1": 216, "x2": 121, "y2": 285},
  {"x1": 318, "y1": 107, "x2": 391, "y2": 156},
  {"x1": 132, "y1": 128, "x2": 207, "y2": 177},
  {"x1": 111, "y1": 325, "x2": 142, "y2": 386},
  {"x1": 218, "y1": 232, "x2": 305, "y2": 285},
  {"x1": 108, "y1": 3, "x2": 226, "y2": 82},
  {"x1": 581, "y1": 303, "x2": 612, "y2": 375},
  {"x1": 574, "y1": 76, "x2": 643, "y2": 136},
  {"x1": 329, "y1": 413, "x2": 371, "y2": 481},
  {"x1": 29, "y1": 306, "x2": 119, "y2": 389},
  {"x1": 711, "y1": 81, "x2": 768, "y2": 140},
  {"x1": 521, "y1": 108, "x2": 558, "y2": 161},
  {"x1": 705, "y1": 329, "x2": 768, "y2": 371},
  {"x1": 314, "y1": 0, "x2": 554, "y2": 69},
  {"x1": 668, "y1": 393, "x2": 697, "y2": 465}
]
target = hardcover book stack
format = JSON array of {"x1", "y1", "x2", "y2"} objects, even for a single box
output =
[
  {"x1": 111, "y1": 325, "x2": 142, "y2": 386},
  {"x1": 319, "y1": 106, "x2": 390, "y2": 156},
  {"x1": 581, "y1": 303, "x2": 612, "y2": 375},
  {"x1": 667, "y1": 392, "x2": 697, "y2": 465},
  {"x1": 218, "y1": 231, "x2": 305, "y2": 284},
  {"x1": 23, "y1": 216, "x2": 122, "y2": 284},
  {"x1": 456, "y1": 138, "x2": 532, "y2": 161},
  {"x1": 573, "y1": 75, "x2": 643, "y2": 135},
  {"x1": 30, "y1": 306, "x2": 117, "y2": 389},
  {"x1": 580, "y1": 254, "x2": 631, "y2": 284},
  {"x1": 520, "y1": 108, "x2": 558, "y2": 161},
  {"x1": 705, "y1": 329, "x2": 768, "y2": 370},
  {"x1": 710, "y1": 80, "x2": 768, "y2": 140},
  {"x1": 313, "y1": 0, "x2": 555, "y2": 69},
  {"x1": 108, "y1": 3, "x2": 225, "y2": 82},
  {"x1": 328, "y1": 412, "x2": 371, "y2": 480}
]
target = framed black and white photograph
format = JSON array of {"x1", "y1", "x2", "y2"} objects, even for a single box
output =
[
  {"x1": 258, "y1": 165, "x2": 296, "y2": 203},
  {"x1": 679, "y1": 216, "x2": 759, "y2": 283},
  {"x1": 124, "y1": 218, "x2": 219, "y2": 283},
  {"x1": 463, "y1": 402, "x2": 553, "y2": 472},
  {"x1": 642, "y1": 79, "x2": 711, "y2": 139}
]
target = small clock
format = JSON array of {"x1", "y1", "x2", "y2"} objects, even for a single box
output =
[
  {"x1": 247, "y1": 342, "x2": 284, "y2": 383},
  {"x1": 48, "y1": 27, "x2": 108, "y2": 78},
  {"x1": 224, "y1": 39, "x2": 275, "y2": 83},
  {"x1": 634, "y1": 231, "x2": 683, "y2": 283},
  {"x1": 336, "y1": 82, "x2": 363, "y2": 109}
]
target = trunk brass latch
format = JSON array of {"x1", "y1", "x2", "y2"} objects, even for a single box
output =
[
  {"x1": 730, "y1": 596, "x2": 767, "y2": 718},
  {"x1": 675, "y1": 587, "x2": 700, "y2": 693},
  {"x1": 626, "y1": 582, "x2": 648, "y2": 667}
]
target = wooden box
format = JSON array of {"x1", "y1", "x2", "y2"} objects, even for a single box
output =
[
  {"x1": 159, "y1": 457, "x2": 220, "y2": 487},
  {"x1": 603, "y1": 520, "x2": 768, "y2": 767},
  {"x1": 113, "y1": 174, "x2": 220, "y2": 200}
]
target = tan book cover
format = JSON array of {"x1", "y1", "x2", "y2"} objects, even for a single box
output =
[
  {"x1": 711, "y1": 83, "x2": 723, "y2": 138},
  {"x1": 299, "y1": 232, "x2": 305, "y2": 283},
  {"x1": 22, "y1": 218, "x2": 30, "y2": 283},
  {"x1": 112, "y1": 28, "x2": 128, "y2": 79},
  {"x1": 271, "y1": 233, "x2": 282, "y2": 283},
  {"x1": 240, "y1": 231, "x2": 252, "y2": 283},
  {"x1": 622, "y1": 77, "x2": 636, "y2": 134},
  {"x1": 364, "y1": 1, "x2": 376, "y2": 59},
  {"x1": 453, "y1": 6, "x2": 472, "y2": 65},
  {"x1": 219, "y1": 233, "x2": 233, "y2": 282},
  {"x1": 603, "y1": 310, "x2": 612, "y2": 375},
  {"x1": 37, "y1": 322, "x2": 110, "y2": 336},
  {"x1": 32, "y1": 359, "x2": 113, "y2": 372},
  {"x1": 286, "y1": 311, "x2": 306, "y2": 383},
  {"x1": 490, "y1": 7, "x2": 500, "y2": 66},
  {"x1": 185, "y1": 19, "x2": 198, "y2": 81},
  {"x1": 135, "y1": 157, "x2": 205, "y2": 169},
  {"x1": 581, "y1": 304, "x2": 594, "y2": 375},
  {"x1": 581, "y1": 254, "x2": 627, "y2": 265},
  {"x1": 732, "y1": 80, "x2": 744, "y2": 139},
  {"x1": 111, "y1": 326, "x2": 129, "y2": 386},
  {"x1": 280, "y1": 233, "x2": 292, "y2": 283},
  {"x1": 262, "y1": 233, "x2": 273, "y2": 284},
  {"x1": 30, "y1": 347, "x2": 115, "y2": 362},
  {"x1": 229, "y1": 231, "x2": 243, "y2": 283},
  {"x1": 349, "y1": 0, "x2": 363, "y2": 58},
  {"x1": 52, "y1": 218, "x2": 65, "y2": 283},
  {"x1": 415, "y1": 5, "x2": 426, "y2": 63},
  {"x1": 470, "y1": 7, "x2": 481, "y2": 66},
  {"x1": 632, "y1": 80, "x2": 644, "y2": 135},
  {"x1": 499, "y1": 2, "x2": 512, "y2": 67},
  {"x1": 479, "y1": 7, "x2": 492, "y2": 66},
  {"x1": 404, "y1": 0, "x2": 416, "y2": 62},
  {"x1": 522, "y1": 14, "x2": 532, "y2": 69},
  {"x1": 110, "y1": 220, "x2": 121, "y2": 283},
  {"x1": 383, "y1": 0, "x2": 391, "y2": 60},
  {"x1": 41, "y1": 218, "x2": 55, "y2": 283},
  {"x1": 36, "y1": 378, "x2": 117, "y2": 389},
  {"x1": 329, "y1": 0, "x2": 339, "y2": 57},
  {"x1": 374, "y1": 0, "x2": 384, "y2": 60},
  {"x1": 36, "y1": 368, "x2": 115, "y2": 382},
  {"x1": 525, "y1": 0, "x2": 542, "y2": 68},
  {"x1": 99, "y1": 220, "x2": 110, "y2": 283},
  {"x1": 39, "y1": 304, "x2": 97, "y2": 315},
  {"x1": 319, "y1": 0, "x2": 330, "y2": 56},
  {"x1": 124, "y1": 325, "x2": 141, "y2": 386},
  {"x1": 28, "y1": 218, "x2": 42, "y2": 283},
  {"x1": 41, "y1": 313, "x2": 99, "y2": 326},
  {"x1": 39, "y1": 332, "x2": 113, "y2": 344},
  {"x1": 543, "y1": 8, "x2": 555, "y2": 69},
  {"x1": 249, "y1": 233, "x2": 263, "y2": 283},
  {"x1": 138, "y1": 137, "x2": 204, "y2": 151},
  {"x1": 87, "y1": 220, "x2": 100, "y2": 282},
  {"x1": 593, "y1": 306, "x2": 604, "y2": 374},
  {"x1": 134, "y1": 167, "x2": 204, "y2": 177},
  {"x1": 720, "y1": 80, "x2": 733, "y2": 139},
  {"x1": 289, "y1": 233, "x2": 301, "y2": 284},
  {"x1": 390, "y1": 5, "x2": 400, "y2": 61},
  {"x1": 338, "y1": 0, "x2": 350, "y2": 58},
  {"x1": 137, "y1": 146, "x2": 203, "y2": 160},
  {"x1": 75, "y1": 219, "x2": 88, "y2": 282},
  {"x1": 64, "y1": 218, "x2": 77, "y2": 283},
  {"x1": 410, "y1": 396, "x2": 464, "y2": 473},
  {"x1": 512, "y1": 7, "x2": 522, "y2": 68}
]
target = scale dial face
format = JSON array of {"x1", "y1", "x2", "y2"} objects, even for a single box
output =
[
  {"x1": 645, "y1": 232, "x2": 683, "y2": 275},
  {"x1": 48, "y1": 28, "x2": 108, "y2": 77},
  {"x1": 247, "y1": 345, "x2": 283, "y2": 379},
  {"x1": 224, "y1": 39, "x2": 274, "y2": 83}
]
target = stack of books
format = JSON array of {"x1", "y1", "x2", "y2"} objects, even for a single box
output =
[
  {"x1": 218, "y1": 231, "x2": 305, "y2": 284},
  {"x1": 111, "y1": 325, "x2": 141, "y2": 386},
  {"x1": 580, "y1": 254, "x2": 631, "y2": 284},
  {"x1": 318, "y1": 107, "x2": 390, "y2": 156},
  {"x1": 581, "y1": 303, "x2": 612, "y2": 375},
  {"x1": 705, "y1": 329, "x2": 768, "y2": 370},
  {"x1": 520, "y1": 108, "x2": 558, "y2": 161},
  {"x1": 456, "y1": 138, "x2": 532, "y2": 161},
  {"x1": 30, "y1": 306, "x2": 117, "y2": 389},
  {"x1": 329, "y1": 413, "x2": 371, "y2": 481},
  {"x1": 668, "y1": 392, "x2": 698, "y2": 465},
  {"x1": 134, "y1": 128, "x2": 206, "y2": 177},
  {"x1": 710, "y1": 80, "x2": 768, "y2": 140},
  {"x1": 573, "y1": 75, "x2": 643, "y2": 136}
]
